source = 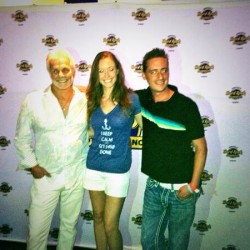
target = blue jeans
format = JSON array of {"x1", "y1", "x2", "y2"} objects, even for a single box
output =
[{"x1": 141, "y1": 178, "x2": 199, "y2": 250}]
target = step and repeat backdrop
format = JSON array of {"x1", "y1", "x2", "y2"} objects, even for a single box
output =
[{"x1": 0, "y1": 1, "x2": 250, "y2": 249}]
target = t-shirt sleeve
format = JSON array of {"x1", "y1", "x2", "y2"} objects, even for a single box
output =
[
  {"x1": 187, "y1": 101, "x2": 205, "y2": 140},
  {"x1": 130, "y1": 93, "x2": 141, "y2": 115}
]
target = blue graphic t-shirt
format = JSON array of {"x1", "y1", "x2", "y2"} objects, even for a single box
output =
[{"x1": 86, "y1": 93, "x2": 141, "y2": 173}]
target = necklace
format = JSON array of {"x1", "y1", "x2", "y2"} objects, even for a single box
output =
[
  {"x1": 58, "y1": 96, "x2": 72, "y2": 112},
  {"x1": 51, "y1": 85, "x2": 74, "y2": 116},
  {"x1": 59, "y1": 100, "x2": 69, "y2": 110},
  {"x1": 57, "y1": 92, "x2": 74, "y2": 115}
]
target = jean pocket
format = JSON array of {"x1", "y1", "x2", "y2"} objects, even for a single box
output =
[{"x1": 174, "y1": 191, "x2": 197, "y2": 202}]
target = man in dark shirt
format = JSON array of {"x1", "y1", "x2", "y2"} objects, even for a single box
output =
[{"x1": 136, "y1": 48, "x2": 207, "y2": 250}]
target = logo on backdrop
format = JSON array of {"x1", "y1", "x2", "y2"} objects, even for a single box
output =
[
  {"x1": 132, "y1": 214, "x2": 142, "y2": 227},
  {"x1": 11, "y1": 10, "x2": 28, "y2": 24},
  {"x1": 132, "y1": 8, "x2": 150, "y2": 23},
  {"x1": 162, "y1": 35, "x2": 181, "y2": 49},
  {"x1": 42, "y1": 35, "x2": 59, "y2": 47},
  {"x1": 24, "y1": 209, "x2": 29, "y2": 216},
  {"x1": 131, "y1": 61, "x2": 143, "y2": 74},
  {"x1": 222, "y1": 244, "x2": 240, "y2": 250},
  {"x1": 0, "y1": 38, "x2": 3, "y2": 46},
  {"x1": 0, "y1": 136, "x2": 11, "y2": 150},
  {"x1": 201, "y1": 170, "x2": 213, "y2": 184},
  {"x1": 223, "y1": 146, "x2": 242, "y2": 161},
  {"x1": 0, "y1": 85, "x2": 7, "y2": 97},
  {"x1": 226, "y1": 87, "x2": 246, "y2": 103},
  {"x1": 201, "y1": 115, "x2": 214, "y2": 131},
  {"x1": 49, "y1": 228, "x2": 59, "y2": 241},
  {"x1": 130, "y1": 119, "x2": 142, "y2": 149},
  {"x1": 193, "y1": 220, "x2": 211, "y2": 235},
  {"x1": 81, "y1": 210, "x2": 93, "y2": 224},
  {"x1": 103, "y1": 34, "x2": 120, "y2": 47},
  {"x1": 230, "y1": 32, "x2": 250, "y2": 47},
  {"x1": 195, "y1": 61, "x2": 214, "y2": 76},
  {"x1": 197, "y1": 7, "x2": 217, "y2": 22},
  {"x1": 223, "y1": 197, "x2": 242, "y2": 212},
  {"x1": 0, "y1": 182, "x2": 13, "y2": 196},
  {"x1": 16, "y1": 60, "x2": 32, "y2": 73},
  {"x1": 72, "y1": 9, "x2": 90, "y2": 24},
  {"x1": 76, "y1": 60, "x2": 91, "y2": 74},
  {"x1": 0, "y1": 224, "x2": 13, "y2": 236}
]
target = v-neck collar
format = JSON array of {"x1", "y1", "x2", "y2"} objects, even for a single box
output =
[{"x1": 100, "y1": 104, "x2": 118, "y2": 115}]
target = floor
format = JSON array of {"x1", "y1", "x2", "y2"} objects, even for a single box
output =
[{"x1": 0, "y1": 240, "x2": 95, "y2": 250}]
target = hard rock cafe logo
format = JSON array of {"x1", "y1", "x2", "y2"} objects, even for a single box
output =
[
  {"x1": 103, "y1": 34, "x2": 120, "y2": 47},
  {"x1": 131, "y1": 61, "x2": 143, "y2": 74},
  {"x1": 162, "y1": 35, "x2": 181, "y2": 49},
  {"x1": 201, "y1": 170, "x2": 213, "y2": 184},
  {"x1": 223, "y1": 146, "x2": 242, "y2": 159},
  {"x1": 197, "y1": 7, "x2": 217, "y2": 21},
  {"x1": 80, "y1": 210, "x2": 93, "y2": 223},
  {"x1": 76, "y1": 60, "x2": 91, "y2": 73},
  {"x1": 72, "y1": 9, "x2": 90, "y2": 23},
  {"x1": 16, "y1": 60, "x2": 32, "y2": 72},
  {"x1": 130, "y1": 119, "x2": 142, "y2": 149},
  {"x1": 42, "y1": 35, "x2": 59, "y2": 47},
  {"x1": 193, "y1": 220, "x2": 211, "y2": 235},
  {"x1": 24, "y1": 209, "x2": 29, "y2": 216},
  {"x1": 132, "y1": 214, "x2": 142, "y2": 226},
  {"x1": 222, "y1": 244, "x2": 240, "y2": 250},
  {"x1": 195, "y1": 61, "x2": 214, "y2": 74},
  {"x1": 49, "y1": 228, "x2": 59, "y2": 241},
  {"x1": 0, "y1": 85, "x2": 7, "y2": 97},
  {"x1": 226, "y1": 87, "x2": 246, "y2": 101},
  {"x1": 223, "y1": 197, "x2": 241, "y2": 212},
  {"x1": 0, "y1": 182, "x2": 13, "y2": 196},
  {"x1": 0, "y1": 224, "x2": 13, "y2": 236},
  {"x1": 0, "y1": 136, "x2": 11, "y2": 150},
  {"x1": 201, "y1": 116, "x2": 214, "y2": 128},
  {"x1": 230, "y1": 32, "x2": 250, "y2": 46},
  {"x1": 11, "y1": 10, "x2": 28, "y2": 23},
  {"x1": 0, "y1": 38, "x2": 3, "y2": 46},
  {"x1": 131, "y1": 8, "x2": 150, "y2": 22}
]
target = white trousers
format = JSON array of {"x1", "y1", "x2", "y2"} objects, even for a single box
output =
[{"x1": 27, "y1": 173, "x2": 84, "y2": 250}]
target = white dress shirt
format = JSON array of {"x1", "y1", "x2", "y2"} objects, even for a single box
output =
[{"x1": 14, "y1": 85, "x2": 89, "y2": 188}]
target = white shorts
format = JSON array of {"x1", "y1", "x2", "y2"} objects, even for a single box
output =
[{"x1": 83, "y1": 168, "x2": 130, "y2": 198}]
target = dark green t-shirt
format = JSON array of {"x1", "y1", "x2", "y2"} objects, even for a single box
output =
[{"x1": 136, "y1": 85, "x2": 204, "y2": 183}]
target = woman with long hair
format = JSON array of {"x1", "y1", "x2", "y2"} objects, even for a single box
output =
[{"x1": 84, "y1": 51, "x2": 142, "y2": 250}]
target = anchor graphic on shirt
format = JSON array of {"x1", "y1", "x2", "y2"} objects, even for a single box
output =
[{"x1": 102, "y1": 118, "x2": 111, "y2": 130}]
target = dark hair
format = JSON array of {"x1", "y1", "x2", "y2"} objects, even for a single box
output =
[
  {"x1": 86, "y1": 51, "x2": 132, "y2": 122},
  {"x1": 142, "y1": 48, "x2": 168, "y2": 72}
]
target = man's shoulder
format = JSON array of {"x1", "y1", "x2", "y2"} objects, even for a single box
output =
[
  {"x1": 74, "y1": 85, "x2": 87, "y2": 93},
  {"x1": 135, "y1": 88, "x2": 147, "y2": 94},
  {"x1": 135, "y1": 88, "x2": 148, "y2": 98},
  {"x1": 25, "y1": 87, "x2": 48, "y2": 99},
  {"x1": 175, "y1": 91, "x2": 197, "y2": 106}
]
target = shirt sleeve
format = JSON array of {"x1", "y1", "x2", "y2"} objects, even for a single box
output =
[
  {"x1": 130, "y1": 93, "x2": 141, "y2": 115},
  {"x1": 14, "y1": 95, "x2": 38, "y2": 170},
  {"x1": 187, "y1": 100, "x2": 205, "y2": 140}
]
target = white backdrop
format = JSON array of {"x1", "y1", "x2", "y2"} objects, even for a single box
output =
[{"x1": 0, "y1": 1, "x2": 250, "y2": 249}]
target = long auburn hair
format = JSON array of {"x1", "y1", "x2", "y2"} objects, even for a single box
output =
[{"x1": 86, "y1": 51, "x2": 132, "y2": 123}]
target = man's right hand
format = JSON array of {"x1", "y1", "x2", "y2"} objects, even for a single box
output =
[{"x1": 29, "y1": 165, "x2": 51, "y2": 179}]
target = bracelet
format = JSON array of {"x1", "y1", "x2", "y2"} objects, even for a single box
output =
[
  {"x1": 187, "y1": 184, "x2": 193, "y2": 194},
  {"x1": 188, "y1": 183, "x2": 200, "y2": 193},
  {"x1": 189, "y1": 183, "x2": 196, "y2": 192}
]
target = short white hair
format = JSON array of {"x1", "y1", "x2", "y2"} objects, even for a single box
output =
[{"x1": 46, "y1": 48, "x2": 75, "y2": 74}]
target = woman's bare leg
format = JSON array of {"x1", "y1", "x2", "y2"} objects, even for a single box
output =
[
  {"x1": 89, "y1": 191, "x2": 107, "y2": 250},
  {"x1": 104, "y1": 195, "x2": 125, "y2": 250}
]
